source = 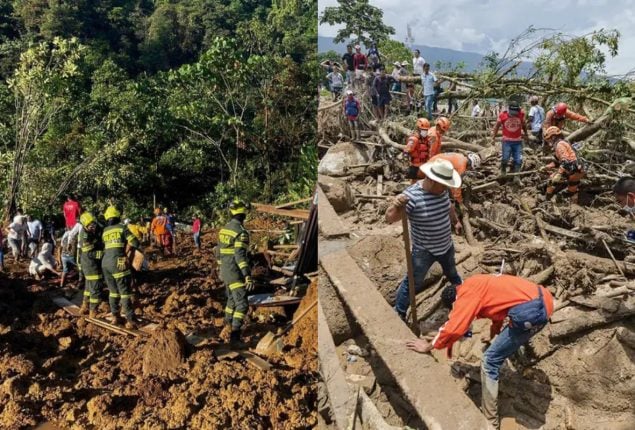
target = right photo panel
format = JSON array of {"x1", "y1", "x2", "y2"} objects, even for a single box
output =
[{"x1": 317, "y1": 1, "x2": 635, "y2": 429}]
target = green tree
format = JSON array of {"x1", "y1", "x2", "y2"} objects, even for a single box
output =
[
  {"x1": 3, "y1": 37, "x2": 84, "y2": 221},
  {"x1": 319, "y1": 0, "x2": 395, "y2": 48},
  {"x1": 378, "y1": 39, "x2": 410, "y2": 67}
]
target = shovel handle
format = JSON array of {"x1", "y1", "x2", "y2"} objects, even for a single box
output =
[{"x1": 402, "y1": 212, "x2": 419, "y2": 335}]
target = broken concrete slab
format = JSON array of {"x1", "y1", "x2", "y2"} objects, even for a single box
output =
[{"x1": 318, "y1": 142, "x2": 370, "y2": 176}]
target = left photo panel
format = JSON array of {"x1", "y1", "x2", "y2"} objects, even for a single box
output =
[{"x1": 0, "y1": 1, "x2": 319, "y2": 429}]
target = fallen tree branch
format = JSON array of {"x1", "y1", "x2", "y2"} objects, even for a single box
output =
[{"x1": 549, "y1": 298, "x2": 635, "y2": 340}]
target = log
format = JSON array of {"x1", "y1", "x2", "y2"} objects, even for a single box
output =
[
  {"x1": 529, "y1": 266, "x2": 555, "y2": 285},
  {"x1": 549, "y1": 298, "x2": 635, "y2": 340}
]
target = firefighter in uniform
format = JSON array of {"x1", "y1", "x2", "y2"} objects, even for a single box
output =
[
  {"x1": 79, "y1": 212, "x2": 104, "y2": 318},
  {"x1": 101, "y1": 206, "x2": 140, "y2": 328},
  {"x1": 218, "y1": 199, "x2": 254, "y2": 343},
  {"x1": 404, "y1": 118, "x2": 432, "y2": 184}
]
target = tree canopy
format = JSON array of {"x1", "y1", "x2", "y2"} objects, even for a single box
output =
[
  {"x1": 319, "y1": 0, "x2": 395, "y2": 48},
  {"x1": 0, "y1": 0, "x2": 317, "y2": 225}
]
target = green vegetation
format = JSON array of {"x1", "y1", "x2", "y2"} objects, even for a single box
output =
[
  {"x1": 0, "y1": 0, "x2": 317, "y2": 224},
  {"x1": 319, "y1": 0, "x2": 395, "y2": 48}
]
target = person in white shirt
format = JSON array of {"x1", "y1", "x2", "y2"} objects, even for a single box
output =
[
  {"x1": 471, "y1": 100, "x2": 481, "y2": 117},
  {"x1": 26, "y1": 215, "x2": 43, "y2": 257},
  {"x1": 391, "y1": 62, "x2": 402, "y2": 92},
  {"x1": 412, "y1": 49, "x2": 426, "y2": 75},
  {"x1": 528, "y1": 95, "x2": 545, "y2": 144},
  {"x1": 29, "y1": 242, "x2": 60, "y2": 280},
  {"x1": 7, "y1": 215, "x2": 27, "y2": 261},
  {"x1": 421, "y1": 63, "x2": 437, "y2": 120}
]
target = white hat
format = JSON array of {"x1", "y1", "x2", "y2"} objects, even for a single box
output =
[
  {"x1": 393, "y1": 61, "x2": 401, "y2": 66},
  {"x1": 420, "y1": 159, "x2": 462, "y2": 188},
  {"x1": 346, "y1": 90, "x2": 353, "y2": 95},
  {"x1": 401, "y1": 61, "x2": 409, "y2": 67}
]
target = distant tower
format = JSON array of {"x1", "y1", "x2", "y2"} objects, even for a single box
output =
[{"x1": 405, "y1": 24, "x2": 415, "y2": 50}]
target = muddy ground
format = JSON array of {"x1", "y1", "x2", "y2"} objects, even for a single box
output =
[
  {"x1": 0, "y1": 221, "x2": 317, "y2": 430},
  {"x1": 318, "y1": 108, "x2": 635, "y2": 429}
]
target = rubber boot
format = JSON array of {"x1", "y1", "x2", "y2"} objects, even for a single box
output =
[
  {"x1": 512, "y1": 164, "x2": 522, "y2": 185},
  {"x1": 109, "y1": 314, "x2": 123, "y2": 326},
  {"x1": 229, "y1": 330, "x2": 245, "y2": 348},
  {"x1": 481, "y1": 366, "x2": 500, "y2": 430},
  {"x1": 79, "y1": 300, "x2": 89, "y2": 316},
  {"x1": 355, "y1": 124, "x2": 360, "y2": 141},
  {"x1": 500, "y1": 164, "x2": 507, "y2": 177},
  {"x1": 219, "y1": 324, "x2": 232, "y2": 342}
]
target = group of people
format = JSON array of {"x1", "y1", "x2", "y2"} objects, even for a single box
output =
[
  {"x1": 388, "y1": 92, "x2": 633, "y2": 428},
  {"x1": 385, "y1": 150, "x2": 631, "y2": 428}
]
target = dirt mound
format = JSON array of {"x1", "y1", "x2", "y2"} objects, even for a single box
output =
[
  {"x1": 286, "y1": 278, "x2": 317, "y2": 356},
  {"x1": 141, "y1": 328, "x2": 187, "y2": 378}
]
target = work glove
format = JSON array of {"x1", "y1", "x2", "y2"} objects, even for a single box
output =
[
  {"x1": 116, "y1": 257, "x2": 127, "y2": 271},
  {"x1": 245, "y1": 276, "x2": 255, "y2": 291}
]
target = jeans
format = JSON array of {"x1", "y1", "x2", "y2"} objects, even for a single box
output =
[
  {"x1": 394, "y1": 245, "x2": 462, "y2": 318},
  {"x1": 501, "y1": 140, "x2": 523, "y2": 168},
  {"x1": 62, "y1": 255, "x2": 77, "y2": 273},
  {"x1": 424, "y1": 95, "x2": 435, "y2": 120},
  {"x1": 193, "y1": 232, "x2": 201, "y2": 248},
  {"x1": 482, "y1": 323, "x2": 544, "y2": 381}
]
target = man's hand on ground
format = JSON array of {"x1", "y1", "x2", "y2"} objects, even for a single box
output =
[{"x1": 406, "y1": 338, "x2": 434, "y2": 354}]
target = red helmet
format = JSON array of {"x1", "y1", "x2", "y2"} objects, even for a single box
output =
[{"x1": 554, "y1": 102, "x2": 567, "y2": 116}]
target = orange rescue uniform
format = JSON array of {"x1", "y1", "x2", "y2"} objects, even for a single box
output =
[
  {"x1": 546, "y1": 139, "x2": 584, "y2": 195},
  {"x1": 428, "y1": 153, "x2": 468, "y2": 203},
  {"x1": 432, "y1": 274, "x2": 554, "y2": 357},
  {"x1": 428, "y1": 126, "x2": 443, "y2": 158},
  {"x1": 543, "y1": 109, "x2": 588, "y2": 131}
]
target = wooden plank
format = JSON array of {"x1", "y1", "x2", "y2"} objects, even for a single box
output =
[
  {"x1": 271, "y1": 265, "x2": 295, "y2": 277},
  {"x1": 317, "y1": 186, "x2": 350, "y2": 239},
  {"x1": 273, "y1": 244, "x2": 299, "y2": 250},
  {"x1": 542, "y1": 223, "x2": 585, "y2": 239},
  {"x1": 320, "y1": 249, "x2": 488, "y2": 430},
  {"x1": 275, "y1": 197, "x2": 311, "y2": 209},
  {"x1": 253, "y1": 203, "x2": 310, "y2": 220},
  {"x1": 376, "y1": 174, "x2": 383, "y2": 196},
  {"x1": 318, "y1": 301, "x2": 355, "y2": 430}
]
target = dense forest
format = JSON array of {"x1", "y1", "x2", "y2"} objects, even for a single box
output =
[{"x1": 0, "y1": 0, "x2": 317, "y2": 224}]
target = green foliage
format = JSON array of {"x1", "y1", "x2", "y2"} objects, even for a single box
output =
[
  {"x1": 319, "y1": 0, "x2": 395, "y2": 48},
  {"x1": 378, "y1": 39, "x2": 410, "y2": 66},
  {"x1": 0, "y1": 1, "x2": 317, "y2": 222}
]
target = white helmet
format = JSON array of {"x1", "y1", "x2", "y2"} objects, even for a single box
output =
[
  {"x1": 467, "y1": 153, "x2": 481, "y2": 170},
  {"x1": 346, "y1": 90, "x2": 353, "y2": 95}
]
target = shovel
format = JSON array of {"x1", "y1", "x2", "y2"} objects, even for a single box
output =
[
  {"x1": 255, "y1": 299, "x2": 318, "y2": 356},
  {"x1": 402, "y1": 212, "x2": 420, "y2": 336}
]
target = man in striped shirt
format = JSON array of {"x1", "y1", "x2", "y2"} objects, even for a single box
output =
[{"x1": 386, "y1": 159, "x2": 463, "y2": 320}]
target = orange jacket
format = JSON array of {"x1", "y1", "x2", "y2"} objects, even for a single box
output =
[
  {"x1": 432, "y1": 274, "x2": 554, "y2": 356},
  {"x1": 543, "y1": 108, "x2": 588, "y2": 130},
  {"x1": 428, "y1": 126, "x2": 443, "y2": 158},
  {"x1": 429, "y1": 153, "x2": 468, "y2": 203},
  {"x1": 404, "y1": 133, "x2": 431, "y2": 167},
  {"x1": 546, "y1": 139, "x2": 581, "y2": 174},
  {"x1": 151, "y1": 215, "x2": 168, "y2": 236}
]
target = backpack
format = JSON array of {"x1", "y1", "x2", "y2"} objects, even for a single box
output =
[{"x1": 344, "y1": 98, "x2": 359, "y2": 117}]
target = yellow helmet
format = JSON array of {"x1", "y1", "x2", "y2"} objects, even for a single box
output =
[
  {"x1": 229, "y1": 199, "x2": 248, "y2": 216},
  {"x1": 104, "y1": 205, "x2": 121, "y2": 220},
  {"x1": 80, "y1": 212, "x2": 96, "y2": 228}
]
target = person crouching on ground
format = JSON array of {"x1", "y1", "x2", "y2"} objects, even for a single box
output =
[
  {"x1": 29, "y1": 242, "x2": 61, "y2": 280},
  {"x1": 385, "y1": 159, "x2": 463, "y2": 320},
  {"x1": 406, "y1": 274, "x2": 554, "y2": 430}
]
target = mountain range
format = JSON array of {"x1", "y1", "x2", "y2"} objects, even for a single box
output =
[{"x1": 318, "y1": 35, "x2": 534, "y2": 75}]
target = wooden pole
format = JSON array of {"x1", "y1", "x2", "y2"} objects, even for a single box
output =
[{"x1": 401, "y1": 212, "x2": 420, "y2": 335}]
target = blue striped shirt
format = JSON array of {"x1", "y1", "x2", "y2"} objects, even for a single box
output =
[{"x1": 403, "y1": 184, "x2": 452, "y2": 256}]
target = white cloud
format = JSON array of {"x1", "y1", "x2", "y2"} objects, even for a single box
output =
[{"x1": 318, "y1": 0, "x2": 634, "y2": 75}]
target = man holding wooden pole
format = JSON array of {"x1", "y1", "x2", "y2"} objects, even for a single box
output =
[{"x1": 385, "y1": 159, "x2": 464, "y2": 323}]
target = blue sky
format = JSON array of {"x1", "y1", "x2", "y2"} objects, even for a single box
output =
[{"x1": 318, "y1": 0, "x2": 635, "y2": 76}]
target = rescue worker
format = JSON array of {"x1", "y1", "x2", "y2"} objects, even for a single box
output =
[
  {"x1": 78, "y1": 212, "x2": 104, "y2": 318},
  {"x1": 101, "y1": 206, "x2": 140, "y2": 328},
  {"x1": 543, "y1": 102, "x2": 589, "y2": 132},
  {"x1": 428, "y1": 116, "x2": 451, "y2": 159},
  {"x1": 492, "y1": 100, "x2": 528, "y2": 182},
  {"x1": 406, "y1": 274, "x2": 554, "y2": 429},
  {"x1": 151, "y1": 208, "x2": 171, "y2": 255},
  {"x1": 428, "y1": 152, "x2": 481, "y2": 205},
  {"x1": 404, "y1": 118, "x2": 432, "y2": 183},
  {"x1": 218, "y1": 199, "x2": 254, "y2": 344},
  {"x1": 541, "y1": 126, "x2": 584, "y2": 204}
]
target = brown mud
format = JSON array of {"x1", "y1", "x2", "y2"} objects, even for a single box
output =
[{"x1": 0, "y1": 220, "x2": 317, "y2": 429}]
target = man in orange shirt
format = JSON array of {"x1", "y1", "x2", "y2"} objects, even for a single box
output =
[
  {"x1": 406, "y1": 274, "x2": 554, "y2": 429},
  {"x1": 428, "y1": 152, "x2": 481, "y2": 204},
  {"x1": 543, "y1": 102, "x2": 589, "y2": 132},
  {"x1": 541, "y1": 126, "x2": 584, "y2": 204}
]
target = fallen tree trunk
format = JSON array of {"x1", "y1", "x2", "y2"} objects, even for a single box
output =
[{"x1": 549, "y1": 298, "x2": 635, "y2": 340}]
